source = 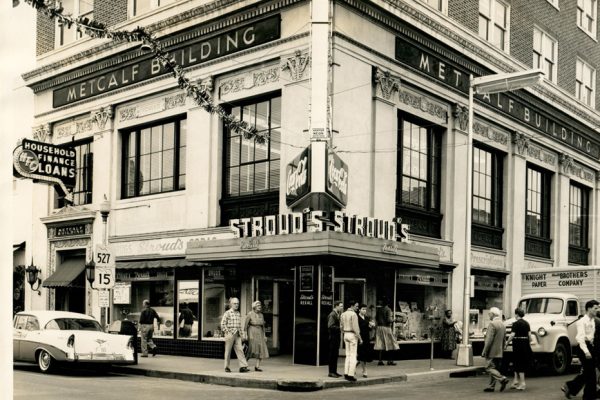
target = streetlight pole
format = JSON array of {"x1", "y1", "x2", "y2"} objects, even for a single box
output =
[
  {"x1": 456, "y1": 69, "x2": 544, "y2": 367},
  {"x1": 99, "y1": 198, "x2": 111, "y2": 329}
]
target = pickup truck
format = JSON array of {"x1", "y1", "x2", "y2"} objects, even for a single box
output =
[{"x1": 504, "y1": 292, "x2": 580, "y2": 375}]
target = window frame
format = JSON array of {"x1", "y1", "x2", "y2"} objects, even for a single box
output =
[
  {"x1": 568, "y1": 182, "x2": 590, "y2": 264},
  {"x1": 55, "y1": 0, "x2": 93, "y2": 48},
  {"x1": 472, "y1": 143, "x2": 503, "y2": 228},
  {"x1": 576, "y1": 58, "x2": 596, "y2": 107},
  {"x1": 478, "y1": 0, "x2": 510, "y2": 52},
  {"x1": 55, "y1": 139, "x2": 93, "y2": 208},
  {"x1": 120, "y1": 114, "x2": 187, "y2": 199},
  {"x1": 525, "y1": 164, "x2": 552, "y2": 258},
  {"x1": 419, "y1": 0, "x2": 448, "y2": 14},
  {"x1": 533, "y1": 27, "x2": 558, "y2": 84},
  {"x1": 129, "y1": 0, "x2": 176, "y2": 18},
  {"x1": 577, "y1": 0, "x2": 598, "y2": 38}
]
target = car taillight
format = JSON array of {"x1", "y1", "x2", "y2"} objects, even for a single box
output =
[{"x1": 67, "y1": 334, "x2": 75, "y2": 348}]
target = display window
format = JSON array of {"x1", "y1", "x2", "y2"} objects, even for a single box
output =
[
  {"x1": 177, "y1": 280, "x2": 199, "y2": 339},
  {"x1": 202, "y1": 267, "x2": 242, "y2": 339},
  {"x1": 394, "y1": 270, "x2": 448, "y2": 342},
  {"x1": 470, "y1": 274, "x2": 505, "y2": 337}
]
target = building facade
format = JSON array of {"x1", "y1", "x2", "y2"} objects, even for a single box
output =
[{"x1": 18, "y1": 0, "x2": 600, "y2": 364}]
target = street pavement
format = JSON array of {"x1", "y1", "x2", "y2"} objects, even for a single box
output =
[{"x1": 14, "y1": 364, "x2": 581, "y2": 400}]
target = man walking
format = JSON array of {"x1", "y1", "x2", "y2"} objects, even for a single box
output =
[
  {"x1": 481, "y1": 307, "x2": 509, "y2": 392},
  {"x1": 340, "y1": 300, "x2": 362, "y2": 382},
  {"x1": 221, "y1": 297, "x2": 249, "y2": 373},
  {"x1": 327, "y1": 301, "x2": 344, "y2": 378},
  {"x1": 562, "y1": 299, "x2": 599, "y2": 399},
  {"x1": 139, "y1": 299, "x2": 159, "y2": 357}
]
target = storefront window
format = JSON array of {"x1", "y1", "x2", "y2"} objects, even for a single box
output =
[
  {"x1": 113, "y1": 271, "x2": 174, "y2": 338},
  {"x1": 470, "y1": 274, "x2": 504, "y2": 337},
  {"x1": 394, "y1": 270, "x2": 448, "y2": 342},
  {"x1": 202, "y1": 268, "x2": 242, "y2": 339},
  {"x1": 177, "y1": 280, "x2": 199, "y2": 340}
]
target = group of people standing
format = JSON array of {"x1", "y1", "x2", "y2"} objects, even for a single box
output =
[{"x1": 327, "y1": 299, "x2": 399, "y2": 382}]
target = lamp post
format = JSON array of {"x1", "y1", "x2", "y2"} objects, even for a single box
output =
[
  {"x1": 98, "y1": 198, "x2": 111, "y2": 330},
  {"x1": 25, "y1": 258, "x2": 42, "y2": 296},
  {"x1": 456, "y1": 69, "x2": 544, "y2": 367}
]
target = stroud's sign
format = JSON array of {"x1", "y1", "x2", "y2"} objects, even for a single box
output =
[
  {"x1": 53, "y1": 16, "x2": 281, "y2": 107},
  {"x1": 13, "y1": 139, "x2": 76, "y2": 202}
]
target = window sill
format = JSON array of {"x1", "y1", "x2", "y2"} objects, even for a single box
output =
[
  {"x1": 116, "y1": 189, "x2": 186, "y2": 207},
  {"x1": 577, "y1": 25, "x2": 598, "y2": 43}
]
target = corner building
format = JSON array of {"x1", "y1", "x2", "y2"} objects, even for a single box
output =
[{"x1": 21, "y1": 0, "x2": 600, "y2": 364}]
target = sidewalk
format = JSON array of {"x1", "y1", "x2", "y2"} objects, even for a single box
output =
[{"x1": 111, "y1": 354, "x2": 486, "y2": 391}]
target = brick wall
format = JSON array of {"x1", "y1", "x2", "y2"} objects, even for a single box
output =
[
  {"x1": 448, "y1": 0, "x2": 478, "y2": 34},
  {"x1": 95, "y1": 0, "x2": 128, "y2": 28},
  {"x1": 36, "y1": 6, "x2": 55, "y2": 56}
]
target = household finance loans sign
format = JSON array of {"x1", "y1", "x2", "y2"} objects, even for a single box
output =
[
  {"x1": 53, "y1": 16, "x2": 280, "y2": 107},
  {"x1": 13, "y1": 139, "x2": 76, "y2": 202}
]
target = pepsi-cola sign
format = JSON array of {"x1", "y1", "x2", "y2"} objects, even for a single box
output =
[
  {"x1": 13, "y1": 138, "x2": 76, "y2": 202},
  {"x1": 286, "y1": 147, "x2": 310, "y2": 206}
]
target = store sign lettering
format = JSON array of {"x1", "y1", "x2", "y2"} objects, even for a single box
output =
[
  {"x1": 523, "y1": 271, "x2": 589, "y2": 289},
  {"x1": 53, "y1": 16, "x2": 281, "y2": 107},
  {"x1": 55, "y1": 224, "x2": 86, "y2": 237},
  {"x1": 395, "y1": 38, "x2": 600, "y2": 159},
  {"x1": 229, "y1": 210, "x2": 409, "y2": 242},
  {"x1": 299, "y1": 294, "x2": 314, "y2": 306}
]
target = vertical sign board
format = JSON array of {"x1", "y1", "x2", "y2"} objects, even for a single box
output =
[
  {"x1": 325, "y1": 152, "x2": 348, "y2": 206},
  {"x1": 294, "y1": 265, "x2": 319, "y2": 365},
  {"x1": 319, "y1": 265, "x2": 334, "y2": 365},
  {"x1": 286, "y1": 147, "x2": 311, "y2": 207}
]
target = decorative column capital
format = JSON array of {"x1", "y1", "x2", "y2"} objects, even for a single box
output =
[
  {"x1": 452, "y1": 103, "x2": 469, "y2": 132},
  {"x1": 558, "y1": 153, "x2": 574, "y2": 175},
  {"x1": 198, "y1": 76, "x2": 214, "y2": 95},
  {"x1": 92, "y1": 105, "x2": 113, "y2": 131},
  {"x1": 511, "y1": 132, "x2": 530, "y2": 156},
  {"x1": 373, "y1": 67, "x2": 400, "y2": 100},
  {"x1": 281, "y1": 50, "x2": 310, "y2": 82},
  {"x1": 32, "y1": 123, "x2": 52, "y2": 142}
]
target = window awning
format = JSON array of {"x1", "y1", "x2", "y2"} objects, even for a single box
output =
[
  {"x1": 42, "y1": 258, "x2": 85, "y2": 288},
  {"x1": 13, "y1": 241, "x2": 25, "y2": 252},
  {"x1": 116, "y1": 259, "x2": 207, "y2": 269}
]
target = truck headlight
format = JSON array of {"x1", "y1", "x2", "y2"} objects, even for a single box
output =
[{"x1": 537, "y1": 327, "x2": 547, "y2": 337}]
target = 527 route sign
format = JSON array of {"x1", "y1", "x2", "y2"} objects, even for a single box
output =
[{"x1": 94, "y1": 244, "x2": 115, "y2": 289}]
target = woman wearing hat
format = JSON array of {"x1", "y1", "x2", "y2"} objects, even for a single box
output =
[{"x1": 243, "y1": 300, "x2": 270, "y2": 371}]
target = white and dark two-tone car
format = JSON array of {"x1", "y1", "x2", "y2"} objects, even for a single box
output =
[{"x1": 13, "y1": 310, "x2": 136, "y2": 373}]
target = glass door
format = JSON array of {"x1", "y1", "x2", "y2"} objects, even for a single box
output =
[
  {"x1": 334, "y1": 278, "x2": 366, "y2": 354},
  {"x1": 255, "y1": 279, "x2": 275, "y2": 350}
]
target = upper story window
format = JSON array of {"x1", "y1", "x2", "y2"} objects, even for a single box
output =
[
  {"x1": 533, "y1": 27, "x2": 558, "y2": 83},
  {"x1": 55, "y1": 140, "x2": 93, "y2": 208},
  {"x1": 221, "y1": 94, "x2": 281, "y2": 224},
  {"x1": 472, "y1": 144, "x2": 504, "y2": 249},
  {"x1": 420, "y1": 0, "x2": 446, "y2": 13},
  {"x1": 569, "y1": 182, "x2": 590, "y2": 265},
  {"x1": 121, "y1": 116, "x2": 186, "y2": 199},
  {"x1": 130, "y1": 0, "x2": 176, "y2": 17},
  {"x1": 479, "y1": 0, "x2": 509, "y2": 51},
  {"x1": 56, "y1": 0, "x2": 93, "y2": 47},
  {"x1": 576, "y1": 58, "x2": 596, "y2": 107},
  {"x1": 396, "y1": 113, "x2": 442, "y2": 238},
  {"x1": 577, "y1": 0, "x2": 597, "y2": 37},
  {"x1": 525, "y1": 164, "x2": 552, "y2": 258}
]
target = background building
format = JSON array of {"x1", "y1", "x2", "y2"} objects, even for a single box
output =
[{"x1": 17, "y1": 0, "x2": 600, "y2": 364}]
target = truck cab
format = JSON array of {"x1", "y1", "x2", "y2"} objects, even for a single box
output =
[{"x1": 504, "y1": 292, "x2": 580, "y2": 374}]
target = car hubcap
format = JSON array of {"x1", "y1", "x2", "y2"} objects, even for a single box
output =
[{"x1": 40, "y1": 352, "x2": 50, "y2": 369}]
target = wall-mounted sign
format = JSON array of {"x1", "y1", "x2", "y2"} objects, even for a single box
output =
[
  {"x1": 286, "y1": 147, "x2": 310, "y2": 206},
  {"x1": 522, "y1": 270, "x2": 593, "y2": 290},
  {"x1": 113, "y1": 282, "x2": 131, "y2": 304},
  {"x1": 53, "y1": 16, "x2": 281, "y2": 107},
  {"x1": 55, "y1": 224, "x2": 87, "y2": 238},
  {"x1": 229, "y1": 210, "x2": 410, "y2": 242},
  {"x1": 299, "y1": 266, "x2": 314, "y2": 292},
  {"x1": 395, "y1": 38, "x2": 600, "y2": 159},
  {"x1": 13, "y1": 139, "x2": 76, "y2": 202},
  {"x1": 397, "y1": 270, "x2": 448, "y2": 287},
  {"x1": 326, "y1": 152, "x2": 348, "y2": 206}
]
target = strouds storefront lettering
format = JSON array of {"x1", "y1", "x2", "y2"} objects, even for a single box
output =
[
  {"x1": 53, "y1": 16, "x2": 280, "y2": 107},
  {"x1": 229, "y1": 210, "x2": 410, "y2": 242}
]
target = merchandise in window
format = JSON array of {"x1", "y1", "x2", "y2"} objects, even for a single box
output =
[
  {"x1": 121, "y1": 116, "x2": 186, "y2": 198},
  {"x1": 177, "y1": 280, "x2": 199, "y2": 340},
  {"x1": 469, "y1": 275, "x2": 505, "y2": 338},
  {"x1": 202, "y1": 268, "x2": 242, "y2": 339}
]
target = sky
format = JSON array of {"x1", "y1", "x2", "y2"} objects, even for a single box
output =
[{"x1": 1, "y1": 1, "x2": 36, "y2": 396}]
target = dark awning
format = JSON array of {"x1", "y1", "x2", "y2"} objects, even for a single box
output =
[
  {"x1": 116, "y1": 259, "x2": 207, "y2": 269},
  {"x1": 13, "y1": 241, "x2": 25, "y2": 252},
  {"x1": 42, "y1": 258, "x2": 85, "y2": 288}
]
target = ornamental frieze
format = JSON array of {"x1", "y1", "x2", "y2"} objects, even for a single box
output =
[
  {"x1": 473, "y1": 121, "x2": 508, "y2": 147},
  {"x1": 119, "y1": 92, "x2": 187, "y2": 122},
  {"x1": 91, "y1": 105, "x2": 114, "y2": 130},
  {"x1": 373, "y1": 67, "x2": 401, "y2": 100},
  {"x1": 452, "y1": 103, "x2": 468, "y2": 132},
  {"x1": 32, "y1": 124, "x2": 52, "y2": 143},
  {"x1": 281, "y1": 50, "x2": 310, "y2": 82},
  {"x1": 526, "y1": 143, "x2": 556, "y2": 167},
  {"x1": 397, "y1": 87, "x2": 447, "y2": 123},
  {"x1": 218, "y1": 66, "x2": 280, "y2": 98},
  {"x1": 511, "y1": 132, "x2": 529, "y2": 156},
  {"x1": 559, "y1": 153, "x2": 595, "y2": 182}
]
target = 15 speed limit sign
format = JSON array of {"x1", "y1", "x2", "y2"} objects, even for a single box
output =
[{"x1": 94, "y1": 244, "x2": 115, "y2": 289}]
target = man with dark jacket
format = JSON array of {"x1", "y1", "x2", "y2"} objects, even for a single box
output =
[
  {"x1": 327, "y1": 301, "x2": 344, "y2": 378},
  {"x1": 139, "y1": 299, "x2": 160, "y2": 357}
]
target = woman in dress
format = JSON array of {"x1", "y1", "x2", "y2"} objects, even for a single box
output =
[
  {"x1": 440, "y1": 310, "x2": 458, "y2": 359},
  {"x1": 243, "y1": 300, "x2": 269, "y2": 371},
  {"x1": 357, "y1": 304, "x2": 374, "y2": 377},
  {"x1": 505, "y1": 307, "x2": 532, "y2": 390},
  {"x1": 374, "y1": 298, "x2": 399, "y2": 365}
]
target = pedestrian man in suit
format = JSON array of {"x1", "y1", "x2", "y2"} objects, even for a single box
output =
[
  {"x1": 327, "y1": 301, "x2": 344, "y2": 378},
  {"x1": 482, "y1": 307, "x2": 509, "y2": 392},
  {"x1": 562, "y1": 299, "x2": 599, "y2": 399}
]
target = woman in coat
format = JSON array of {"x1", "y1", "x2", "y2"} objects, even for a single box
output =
[
  {"x1": 357, "y1": 304, "x2": 374, "y2": 377},
  {"x1": 243, "y1": 300, "x2": 269, "y2": 371}
]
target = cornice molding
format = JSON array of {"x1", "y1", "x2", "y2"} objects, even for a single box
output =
[{"x1": 24, "y1": 0, "x2": 303, "y2": 87}]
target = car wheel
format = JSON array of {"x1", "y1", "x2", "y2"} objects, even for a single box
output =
[
  {"x1": 550, "y1": 342, "x2": 570, "y2": 375},
  {"x1": 37, "y1": 349, "x2": 54, "y2": 373}
]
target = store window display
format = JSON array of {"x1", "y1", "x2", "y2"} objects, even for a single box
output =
[
  {"x1": 470, "y1": 274, "x2": 505, "y2": 337},
  {"x1": 177, "y1": 280, "x2": 199, "y2": 339},
  {"x1": 203, "y1": 268, "x2": 242, "y2": 339}
]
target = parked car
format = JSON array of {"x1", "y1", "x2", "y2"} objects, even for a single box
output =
[{"x1": 13, "y1": 310, "x2": 136, "y2": 373}]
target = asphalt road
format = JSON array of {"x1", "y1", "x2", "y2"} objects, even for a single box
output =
[{"x1": 13, "y1": 364, "x2": 581, "y2": 400}]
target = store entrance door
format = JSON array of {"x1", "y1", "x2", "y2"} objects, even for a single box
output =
[
  {"x1": 334, "y1": 278, "x2": 366, "y2": 354},
  {"x1": 254, "y1": 279, "x2": 294, "y2": 355}
]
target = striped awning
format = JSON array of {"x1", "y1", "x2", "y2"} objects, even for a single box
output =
[
  {"x1": 42, "y1": 258, "x2": 85, "y2": 288},
  {"x1": 116, "y1": 259, "x2": 207, "y2": 269}
]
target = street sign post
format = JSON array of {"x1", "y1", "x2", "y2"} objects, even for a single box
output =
[{"x1": 94, "y1": 244, "x2": 115, "y2": 289}]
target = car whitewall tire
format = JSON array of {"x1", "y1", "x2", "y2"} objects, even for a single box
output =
[{"x1": 38, "y1": 349, "x2": 54, "y2": 373}]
